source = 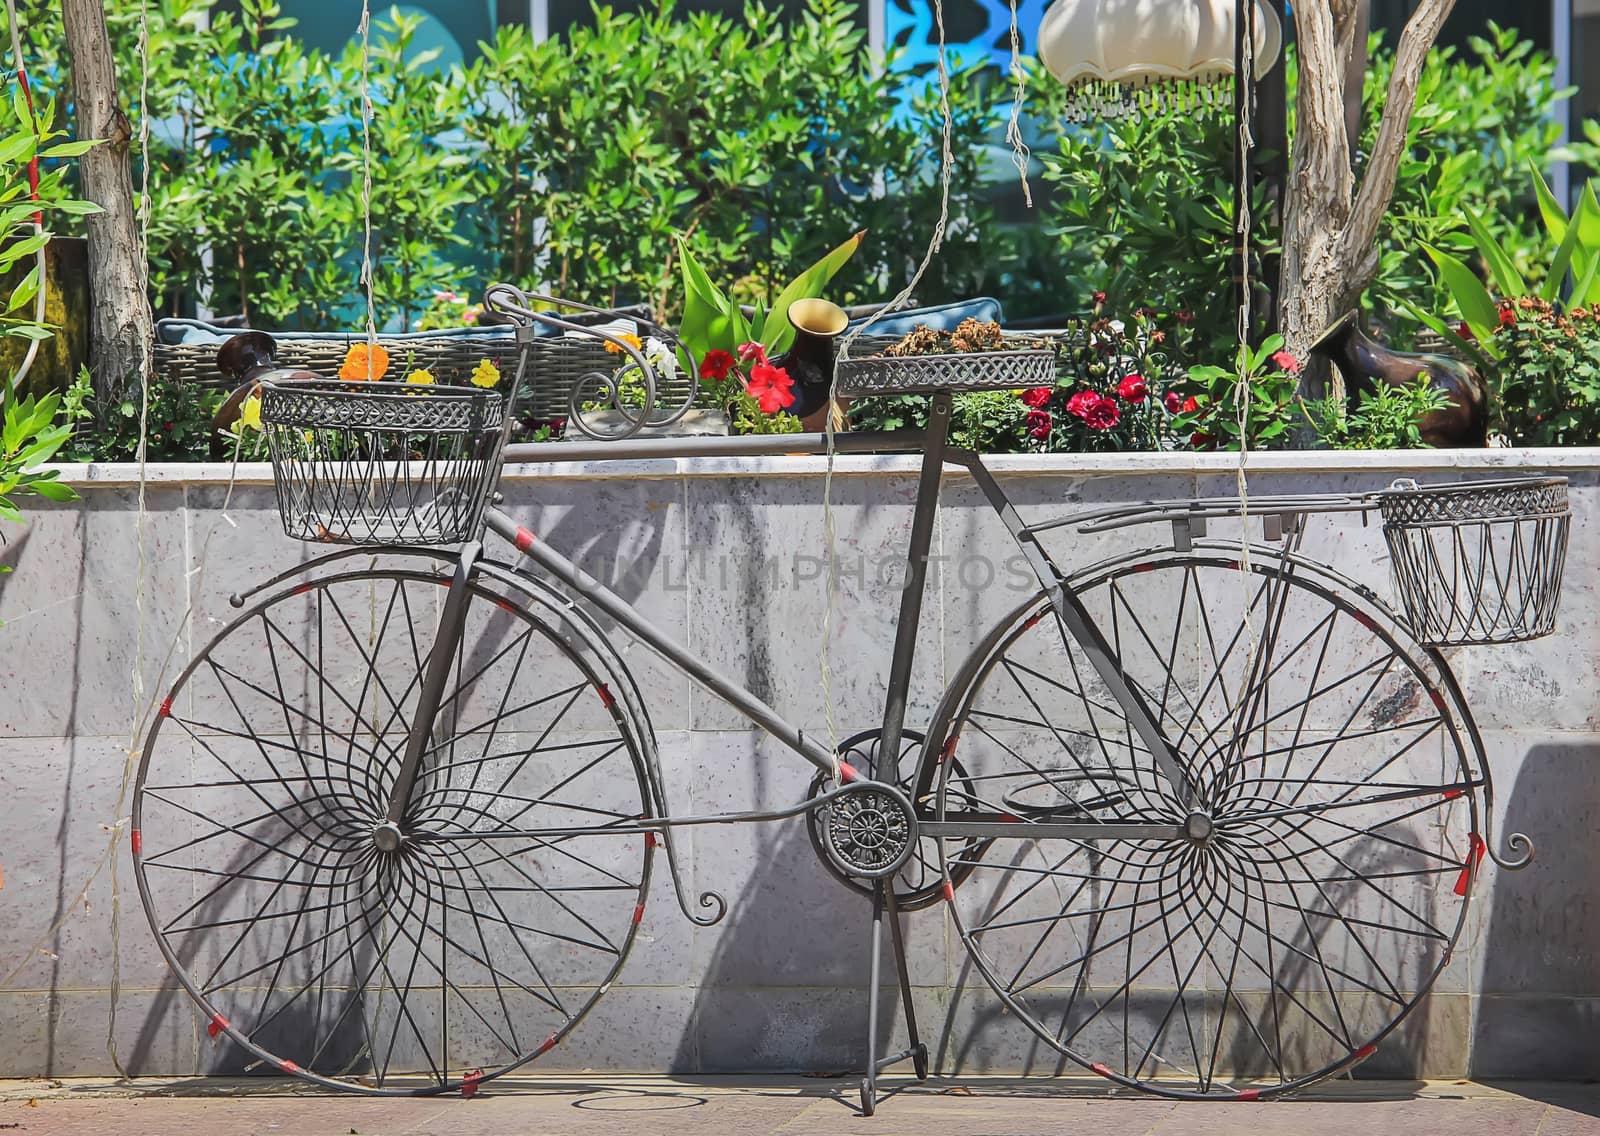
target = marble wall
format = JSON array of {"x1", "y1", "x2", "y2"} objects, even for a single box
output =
[{"x1": 1, "y1": 449, "x2": 1595, "y2": 1081}]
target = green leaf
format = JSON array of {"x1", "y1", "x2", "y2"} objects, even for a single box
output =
[
  {"x1": 1462, "y1": 204, "x2": 1525, "y2": 299},
  {"x1": 1398, "y1": 298, "x2": 1498, "y2": 366},
  {"x1": 23, "y1": 477, "x2": 76, "y2": 502},
  {"x1": 1541, "y1": 197, "x2": 1584, "y2": 302},
  {"x1": 1530, "y1": 160, "x2": 1569, "y2": 244},
  {"x1": 1423, "y1": 243, "x2": 1498, "y2": 340},
  {"x1": 761, "y1": 229, "x2": 865, "y2": 354},
  {"x1": 39, "y1": 139, "x2": 97, "y2": 159}
]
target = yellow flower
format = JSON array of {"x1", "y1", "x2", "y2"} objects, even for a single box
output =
[
  {"x1": 603, "y1": 332, "x2": 643, "y2": 356},
  {"x1": 339, "y1": 342, "x2": 390, "y2": 382},
  {"x1": 405, "y1": 368, "x2": 436, "y2": 385},
  {"x1": 469, "y1": 358, "x2": 501, "y2": 388},
  {"x1": 239, "y1": 394, "x2": 263, "y2": 431}
]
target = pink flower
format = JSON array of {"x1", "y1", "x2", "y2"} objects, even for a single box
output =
[
  {"x1": 737, "y1": 341, "x2": 767, "y2": 364},
  {"x1": 1175, "y1": 309, "x2": 1195, "y2": 325},
  {"x1": 1025, "y1": 409, "x2": 1052, "y2": 439},
  {"x1": 1271, "y1": 350, "x2": 1301, "y2": 374},
  {"x1": 1083, "y1": 395, "x2": 1120, "y2": 431},
  {"x1": 1020, "y1": 387, "x2": 1053, "y2": 409},
  {"x1": 1116, "y1": 373, "x2": 1147, "y2": 402},
  {"x1": 745, "y1": 361, "x2": 795, "y2": 414},
  {"x1": 1164, "y1": 391, "x2": 1183, "y2": 413}
]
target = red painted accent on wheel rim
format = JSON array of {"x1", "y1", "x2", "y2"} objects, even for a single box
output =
[
  {"x1": 536, "y1": 1034, "x2": 559, "y2": 1056},
  {"x1": 130, "y1": 830, "x2": 141, "y2": 855},
  {"x1": 207, "y1": 1013, "x2": 229, "y2": 1039},
  {"x1": 1353, "y1": 1044, "x2": 1377, "y2": 1062},
  {"x1": 940, "y1": 737, "x2": 958, "y2": 763},
  {"x1": 280, "y1": 1059, "x2": 301, "y2": 1073},
  {"x1": 838, "y1": 761, "x2": 860, "y2": 783},
  {"x1": 633, "y1": 902, "x2": 645, "y2": 924},
  {"x1": 645, "y1": 831, "x2": 657, "y2": 849},
  {"x1": 1234, "y1": 1088, "x2": 1261, "y2": 1101},
  {"x1": 1090, "y1": 1062, "x2": 1113, "y2": 1078},
  {"x1": 292, "y1": 583, "x2": 314, "y2": 596},
  {"x1": 941, "y1": 880, "x2": 955, "y2": 902},
  {"x1": 596, "y1": 683, "x2": 615, "y2": 710},
  {"x1": 1453, "y1": 833, "x2": 1487, "y2": 896},
  {"x1": 495, "y1": 598, "x2": 519, "y2": 613},
  {"x1": 462, "y1": 1069, "x2": 483, "y2": 1097},
  {"x1": 158, "y1": 697, "x2": 173, "y2": 718},
  {"x1": 1443, "y1": 788, "x2": 1464, "y2": 800},
  {"x1": 514, "y1": 528, "x2": 537, "y2": 553}
]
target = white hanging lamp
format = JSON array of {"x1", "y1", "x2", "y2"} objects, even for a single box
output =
[{"x1": 1038, "y1": 0, "x2": 1282, "y2": 121}]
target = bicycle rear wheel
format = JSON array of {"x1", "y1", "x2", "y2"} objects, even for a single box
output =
[
  {"x1": 928, "y1": 546, "x2": 1482, "y2": 1097},
  {"x1": 133, "y1": 563, "x2": 652, "y2": 1093}
]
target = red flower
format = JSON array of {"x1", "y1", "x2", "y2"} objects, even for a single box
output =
[
  {"x1": 1181, "y1": 396, "x2": 1199, "y2": 413},
  {"x1": 1083, "y1": 395, "x2": 1120, "y2": 431},
  {"x1": 1498, "y1": 307, "x2": 1515, "y2": 327},
  {"x1": 1271, "y1": 350, "x2": 1301, "y2": 374},
  {"x1": 1116, "y1": 373, "x2": 1147, "y2": 402},
  {"x1": 737, "y1": 341, "x2": 767, "y2": 364},
  {"x1": 744, "y1": 361, "x2": 795, "y2": 414},
  {"x1": 1066, "y1": 390, "x2": 1100, "y2": 420},
  {"x1": 1025, "y1": 409, "x2": 1052, "y2": 439},
  {"x1": 1091, "y1": 291, "x2": 1107, "y2": 307},
  {"x1": 1134, "y1": 306, "x2": 1157, "y2": 320},
  {"x1": 1457, "y1": 321, "x2": 1476, "y2": 343},
  {"x1": 1175, "y1": 309, "x2": 1195, "y2": 325},
  {"x1": 1021, "y1": 387, "x2": 1053, "y2": 409},
  {"x1": 1192, "y1": 431, "x2": 1214, "y2": 448},
  {"x1": 1164, "y1": 391, "x2": 1183, "y2": 413},
  {"x1": 700, "y1": 349, "x2": 736, "y2": 380}
]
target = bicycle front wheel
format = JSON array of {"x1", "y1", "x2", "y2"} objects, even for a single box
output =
[
  {"x1": 133, "y1": 563, "x2": 653, "y2": 1093},
  {"x1": 929, "y1": 546, "x2": 1482, "y2": 1097}
]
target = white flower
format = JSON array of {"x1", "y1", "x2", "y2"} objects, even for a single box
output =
[{"x1": 642, "y1": 336, "x2": 678, "y2": 381}]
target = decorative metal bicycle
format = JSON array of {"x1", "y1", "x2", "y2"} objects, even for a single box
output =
[{"x1": 131, "y1": 285, "x2": 1570, "y2": 1111}]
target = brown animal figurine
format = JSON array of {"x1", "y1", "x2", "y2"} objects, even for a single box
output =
[
  {"x1": 210, "y1": 332, "x2": 319, "y2": 457},
  {"x1": 1308, "y1": 310, "x2": 1488, "y2": 447}
]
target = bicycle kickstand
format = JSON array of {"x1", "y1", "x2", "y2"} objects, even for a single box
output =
[{"x1": 859, "y1": 881, "x2": 928, "y2": 1117}]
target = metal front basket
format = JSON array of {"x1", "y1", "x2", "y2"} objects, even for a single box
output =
[
  {"x1": 835, "y1": 347, "x2": 1057, "y2": 395},
  {"x1": 1378, "y1": 476, "x2": 1570, "y2": 646},
  {"x1": 261, "y1": 379, "x2": 506, "y2": 546}
]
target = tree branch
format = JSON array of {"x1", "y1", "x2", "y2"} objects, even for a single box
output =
[{"x1": 1339, "y1": 0, "x2": 1455, "y2": 270}]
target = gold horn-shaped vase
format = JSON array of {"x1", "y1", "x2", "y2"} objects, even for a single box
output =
[{"x1": 775, "y1": 298, "x2": 849, "y2": 430}]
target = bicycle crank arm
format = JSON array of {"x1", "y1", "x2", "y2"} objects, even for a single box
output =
[{"x1": 920, "y1": 820, "x2": 1184, "y2": 842}]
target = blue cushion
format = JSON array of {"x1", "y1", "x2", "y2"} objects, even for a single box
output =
[
  {"x1": 846, "y1": 297, "x2": 1005, "y2": 337},
  {"x1": 155, "y1": 318, "x2": 518, "y2": 347}
]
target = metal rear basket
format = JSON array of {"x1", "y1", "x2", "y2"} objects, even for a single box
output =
[
  {"x1": 834, "y1": 347, "x2": 1057, "y2": 395},
  {"x1": 261, "y1": 379, "x2": 506, "y2": 546},
  {"x1": 1378, "y1": 476, "x2": 1570, "y2": 646}
]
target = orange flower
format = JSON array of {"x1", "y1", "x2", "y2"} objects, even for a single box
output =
[
  {"x1": 603, "y1": 332, "x2": 643, "y2": 356},
  {"x1": 340, "y1": 342, "x2": 391, "y2": 381}
]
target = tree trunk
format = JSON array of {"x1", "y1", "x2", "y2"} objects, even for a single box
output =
[
  {"x1": 61, "y1": 0, "x2": 150, "y2": 406},
  {"x1": 1279, "y1": 0, "x2": 1454, "y2": 407}
]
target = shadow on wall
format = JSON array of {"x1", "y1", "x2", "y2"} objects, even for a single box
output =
[{"x1": 1471, "y1": 740, "x2": 1600, "y2": 1081}]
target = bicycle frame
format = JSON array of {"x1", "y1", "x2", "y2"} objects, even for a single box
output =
[{"x1": 452, "y1": 393, "x2": 1196, "y2": 847}]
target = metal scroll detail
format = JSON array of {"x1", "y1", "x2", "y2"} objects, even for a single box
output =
[{"x1": 484, "y1": 282, "x2": 700, "y2": 441}]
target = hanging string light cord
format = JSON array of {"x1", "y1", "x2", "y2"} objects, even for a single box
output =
[
  {"x1": 1233, "y1": 0, "x2": 1259, "y2": 666},
  {"x1": 1005, "y1": 1, "x2": 1032, "y2": 207},
  {"x1": 359, "y1": 1, "x2": 377, "y2": 365},
  {"x1": 818, "y1": 0, "x2": 956, "y2": 774}
]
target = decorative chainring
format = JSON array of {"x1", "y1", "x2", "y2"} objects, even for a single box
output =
[{"x1": 820, "y1": 782, "x2": 918, "y2": 880}]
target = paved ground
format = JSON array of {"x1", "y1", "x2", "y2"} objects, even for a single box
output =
[{"x1": 0, "y1": 1076, "x2": 1597, "y2": 1135}]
